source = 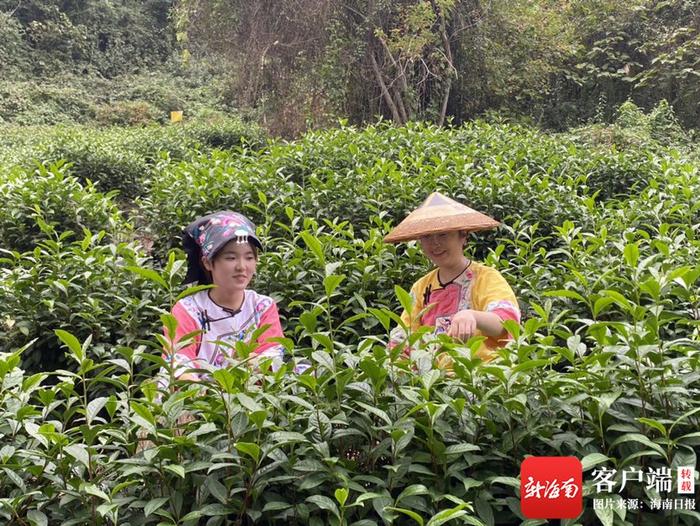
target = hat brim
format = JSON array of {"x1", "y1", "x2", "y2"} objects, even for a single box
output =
[
  {"x1": 383, "y1": 192, "x2": 500, "y2": 243},
  {"x1": 385, "y1": 214, "x2": 501, "y2": 243}
]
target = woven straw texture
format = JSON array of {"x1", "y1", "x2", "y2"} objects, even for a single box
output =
[{"x1": 384, "y1": 192, "x2": 499, "y2": 243}]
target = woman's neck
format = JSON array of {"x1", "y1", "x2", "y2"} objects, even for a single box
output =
[
  {"x1": 208, "y1": 287, "x2": 245, "y2": 311},
  {"x1": 437, "y1": 256, "x2": 470, "y2": 284}
]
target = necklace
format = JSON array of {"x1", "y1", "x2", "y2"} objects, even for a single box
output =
[
  {"x1": 207, "y1": 290, "x2": 245, "y2": 316},
  {"x1": 437, "y1": 259, "x2": 472, "y2": 288},
  {"x1": 199, "y1": 291, "x2": 245, "y2": 332}
]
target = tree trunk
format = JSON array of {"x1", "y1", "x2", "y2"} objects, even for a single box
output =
[
  {"x1": 369, "y1": 48, "x2": 403, "y2": 123},
  {"x1": 377, "y1": 35, "x2": 411, "y2": 121},
  {"x1": 429, "y1": 0, "x2": 456, "y2": 126},
  {"x1": 438, "y1": 77, "x2": 452, "y2": 127},
  {"x1": 393, "y1": 84, "x2": 409, "y2": 123}
]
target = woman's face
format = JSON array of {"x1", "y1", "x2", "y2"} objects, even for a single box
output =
[
  {"x1": 202, "y1": 240, "x2": 258, "y2": 291},
  {"x1": 418, "y1": 231, "x2": 466, "y2": 267}
]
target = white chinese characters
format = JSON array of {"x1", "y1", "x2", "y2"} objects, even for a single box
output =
[{"x1": 524, "y1": 477, "x2": 579, "y2": 499}]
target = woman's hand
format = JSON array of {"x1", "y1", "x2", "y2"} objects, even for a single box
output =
[
  {"x1": 448, "y1": 309, "x2": 478, "y2": 340},
  {"x1": 448, "y1": 309, "x2": 506, "y2": 340}
]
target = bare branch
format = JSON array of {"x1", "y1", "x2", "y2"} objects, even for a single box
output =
[
  {"x1": 369, "y1": 47, "x2": 403, "y2": 123},
  {"x1": 4, "y1": 0, "x2": 23, "y2": 18}
]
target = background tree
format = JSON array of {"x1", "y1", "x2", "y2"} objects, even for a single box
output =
[
  {"x1": 3, "y1": 0, "x2": 700, "y2": 133},
  {"x1": 0, "y1": 0, "x2": 176, "y2": 78}
]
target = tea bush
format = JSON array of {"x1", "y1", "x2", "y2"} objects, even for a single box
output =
[
  {"x1": 0, "y1": 117, "x2": 265, "y2": 199},
  {"x1": 0, "y1": 285, "x2": 697, "y2": 524},
  {"x1": 140, "y1": 119, "x2": 674, "y2": 279},
  {"x1": 0, "y1": 119, "x2": 698, "y2": 525},
  {"x1": 0, "y1": 162, "x2": 127, "y2": 253},
  {"x1": 0, "y1": 231, "x2": 173, "y2": 372},
  {"x1": 140, "y1": 121, "x2": 602, "y2": 261}
]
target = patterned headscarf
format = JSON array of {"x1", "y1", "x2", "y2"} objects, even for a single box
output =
[{"x1": 182, "y1": 211, "x2": 263, "y2": 284}]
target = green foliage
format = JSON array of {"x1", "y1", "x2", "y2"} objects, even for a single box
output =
[
  {"x1": 0, "y1": 280, "x2": 697, "y2": 523},
  {"x1": 0, "y1": 162, "x2": 127, "y2": 253},
  {"x1": 1, "y1": 118, "x2": 265, "y2": 198},
  {"x1": 0, "y1": 70, "x2": 236, "y2": 126},
  {"x1": 0, "y1": 79, "x2": 96, "y2": 126},
  {"x1": 95, "y1": 101, "x2": 162, "y2": 127},
  {"x1": 0, "y1": 119, "x2": 698, "y2": 523},
  {"x1": 1, "y1": 0, "x2": 175, "y2": 78},
  {"x1": 567, "y1": 99, "x2": 694, "y2": 155},
  {"x1": 547, "y1": 0, "x2": 700, "y2": 129},
  {"x1": 140, "y1": 119, "x2": 671, "y2": 263},
  {"x1": 5, "y1": 0, "x2": 700, "y2": 133},
  {"x1": 170, "y1": 0, "x2": 700, "y2": 134},
  {"x1": 0, "y1": 13, "x2": 32, "y2": 76},
  {"x1": 0, "y1": 232, "x2": 173, "y2": 372}
]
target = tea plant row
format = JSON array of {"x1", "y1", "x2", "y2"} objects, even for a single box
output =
[{"x1": 0, "y1": 120, "x2": 698, "y2": 525}]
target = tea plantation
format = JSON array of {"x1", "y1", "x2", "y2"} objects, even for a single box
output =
[{"x1": 0, "y1": 114, "x2": 698, "y2": 525}]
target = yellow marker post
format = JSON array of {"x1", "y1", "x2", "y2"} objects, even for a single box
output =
[{"x1": 170, "y1": 111, "x2": 183, "y2": 123}]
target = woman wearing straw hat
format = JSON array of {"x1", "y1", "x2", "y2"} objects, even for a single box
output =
[
  {"x1": 385, "y1": 192, "x2": 520, "y2": 363},
  {"x1": 163, "y1": 210, "x2": 286, "y2": 382}
]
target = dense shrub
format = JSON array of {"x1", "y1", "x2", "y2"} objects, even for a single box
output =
[
  {"x1": 0, "y1": 231, "x2": 171, "y2": 372},
  {"x1": 1, "y1": 118, "x2": 265, "y2": 198},
  {"x1": 0, "y1": 79, "x2": 97, "y2": 126},
  {"x1": 0, "y1": 119, "x2": 698, "y2": 524},
  {"x1": 567, "y1": 100, "x2": 695, "y2": 155},
  {"x1": 0, "y1": 70, "x2": 233, "y2": 126},
  {"x1": 141, "y1": 120, "x2": 670, "y2": 263},
  {"x1": 94, "y1": 100, "x2": 162, "y2": 127},
  {"x1": 0, "y1": 162, "x2": 127, "y2": 253},
  {"x1": 0, "y1": 279, "x2": 697, "y2": 524}
]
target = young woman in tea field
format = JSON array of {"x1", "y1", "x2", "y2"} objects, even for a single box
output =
[
  {"x1": 386, "y1": 192, "x2": 520, "y2": 362},
  {"x1": 163, "y1": 211, "x2": 286, "y2": 381}
]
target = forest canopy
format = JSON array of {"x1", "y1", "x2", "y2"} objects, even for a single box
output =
[{"x1": 1, "y1": 0, "x2": 699, "y2": 134}]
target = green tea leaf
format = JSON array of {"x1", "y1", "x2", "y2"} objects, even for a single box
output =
[
  {"x1": 55, "y1": 330, "x2": 83, "y2": 361},
  {"x1": 300, "y1": 231, "x2": 325, "y2": 264},
  {"x1": 444, "y1": 443, "x2": 480, "y2": 456},
  {"x1": 426, "y1": 508, "x2": 468, "y2": 526},
  {"x1": 385, "y1": 507, "x2": 424, "y2": 526},
  {"x1": 610, "y1": 433, "x2": 667, "y2": 460},
  {"x1": 637, "y1": 418, "x2": 667, "y2": 437},
  {"x1": 594, "y1": 499, "x2": 614, "y2": 526},
  {"x1": 323, "y1": 274, "x2": 346, "y2": 297},
  {"x1": 130, "y1": 401, "x2": 156, "y2": 427},
  {"x1": 306, "y1": 495, "x2": 340, "y2": 518},
  {"x1": 64, "y1": 443, "x2": 90, "y2": 468},
  {"x1": 335, "y1": 487, "x2": 349, "y2": 506},
  {"x1": 623, "y1": 243, "x2": 639, "y2": 268},
  {"x1": 581, "y1": 453, "x2": 610, "y2": 471},
  {"x1": 164, "y1": 464, "x2": 186, "y2": 479},
  {"x1": 235, "y1": 442, "x2": 261, "y2": 462},
  {"x1": 395, "y1": 285, "x2": 415, "y2": 315},
  {"x1": 181, "y1": 504, "x2": 232, "y2": 520},
  {"x1": 27, "y1": 510, "x2": 47, "y2": 526},
  {"x1": 86, "y1": 397, "x2": 108, "y2": 425},
  {"x1": 356, "y1": 401, "x2": 392, "y2": 426},
  {"x1": 396, "y1": 484, "x2": 429, "y2": 503},
  {"x1": 312, "y1": 350, "x2": 335, "y2": 371},
  {"x1": 126, "y1": 266, "x2": 168, "y2": 289}
]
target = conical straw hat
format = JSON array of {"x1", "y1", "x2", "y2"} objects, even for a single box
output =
[{"x1": 384, "y1": 192, "x2": 500, "y2": 243}]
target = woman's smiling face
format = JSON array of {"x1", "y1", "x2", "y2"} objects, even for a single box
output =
[
  {"x1": 202, "y1": 240, "x2": 258, "y2": 291},
  {"x1": 418, "y1": 231, "x2": 467, "y2": 267}
]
